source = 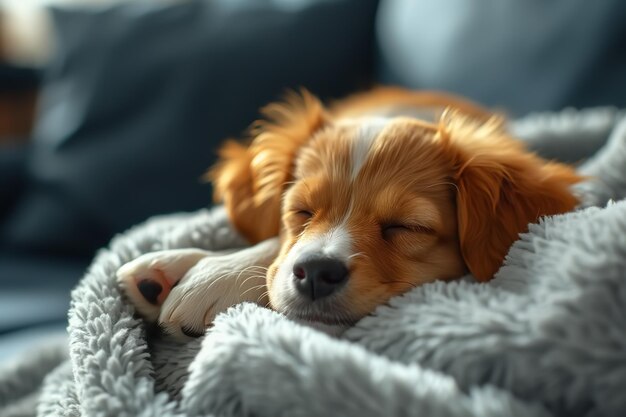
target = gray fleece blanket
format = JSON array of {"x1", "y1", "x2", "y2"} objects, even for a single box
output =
[{"x1": 1, "y1": 107, "x2": 625, "y2": 417}]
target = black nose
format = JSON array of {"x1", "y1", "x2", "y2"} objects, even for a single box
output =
[{"x1": 292, "y1": 257, "x2": 349, "y2": 300}]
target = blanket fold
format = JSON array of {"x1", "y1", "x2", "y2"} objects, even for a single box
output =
[
  {"x1": 181, "y1": 303, "x2": 552, "y2": 417},
  {"x1": 1, "y1": 107, "x2": 625, "y2": 417}
]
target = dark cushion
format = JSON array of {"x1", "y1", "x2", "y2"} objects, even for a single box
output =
[
  {"x1": 0, "y1": 253, "x2": 87, "y2": 335},
  {"x1": 0, "y1": 64, "x2": 40, "y2": 92},
  {"x1": 376, "y1": 0, "x2": 626, "y2": 116},
  {"x1": 0, "y1": 144, "x2": 27, "y2": 220},
  {"x1": 0, "y1": 0, "x2": 378, "y2": 257}
]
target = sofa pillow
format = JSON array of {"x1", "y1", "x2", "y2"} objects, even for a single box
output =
[
  {"x1": 0, "y1": 144, "x2": 27, "y2": 220},
  {"x1": 0, "y1": 0, "x2": 378, "y2": 257},
  {"x1": 377, "y1": 0, "x2": 626, "y2": 116}
]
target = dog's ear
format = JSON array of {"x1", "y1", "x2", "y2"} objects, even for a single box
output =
[
  {"x1": 208, "y1": 90, "x2": 328, "y2": 243},
  {"x1": 440, "y1": 112, "x2": 583, "y2": 281}
]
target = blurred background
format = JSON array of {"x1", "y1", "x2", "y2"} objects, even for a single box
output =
[{"x1": 0, "y1": 0, "x2": 625, "y2": 360}]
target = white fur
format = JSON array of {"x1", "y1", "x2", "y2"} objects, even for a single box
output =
[
  {"x1": 337, "y1": 117, "x2": 390, "y2": 180},
  {"x1": 117, "y1": 238, "x2": 280, "y2": 340},
  {"x1": 117, "y1": 248, "x2": 211, "y2": 322}
]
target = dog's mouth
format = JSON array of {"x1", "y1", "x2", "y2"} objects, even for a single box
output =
[
  {"x1": 270, "y1": 278, "x2": 361, "y2": 329},
  {"x1": 282, "y1": 309, "x2": 359, "y2": 327}
]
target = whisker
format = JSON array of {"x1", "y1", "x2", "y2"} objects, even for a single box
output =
[
  {"x1": 240, "y1": 282, "x2": 268, "y2": 298},
  {"x1": 256, "y1": 290, "x2": 271, "y2": 305},
  {"x1": 281, "y1": 296, "x2": 302, "y2": 316},
  {"x1": 201, "y1": 265, "x2": 264, "y2": 294},
  {"x1": 239, "y1": 265, "x2": 269, "y2": 272},
  {"x1": 202, "y1": 271, "x2": 237, "y2": 292},
  {"x1": 236, "y1": 265, "x2": 269, "y2": 275},
  {"x1": 348, "y1": 252, "x2": 369, "y2": 261},
  {"x1": 239, "y1": 273, "x2": 268, "y2": 290}
]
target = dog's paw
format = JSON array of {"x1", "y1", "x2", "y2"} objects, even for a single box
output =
[
  {"x1": 157, "y1": 249, "x2": 271, "y2": 340},
  {"x1": 116, "y1": 249, "x2": 210, "y2": 322}
]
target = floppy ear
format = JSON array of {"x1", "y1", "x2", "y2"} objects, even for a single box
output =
[
  {"x1": 440, "y1": 113, "x2": 583, "y2": 281},
  {"x1": 208, "y1": 90, "x2": 327, "y2": 243}
]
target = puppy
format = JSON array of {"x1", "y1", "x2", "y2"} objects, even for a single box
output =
[{"x1": 118, "y1": 87, "x2": 582, "y2": 339}]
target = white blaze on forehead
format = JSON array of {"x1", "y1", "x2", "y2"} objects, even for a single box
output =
[{"x1": 339, "y1": 117, "x2": 391, "y2": 180}]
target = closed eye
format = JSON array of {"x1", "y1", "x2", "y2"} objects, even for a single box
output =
[
  {"x1": 381, "y1": 223, "x2": 435, "y2": 240},
  {"x1": 289, "y1": 209, "x2": 314, "y2": 225},
  {"x1": 284, "y1": 208, "x2": 314, "y2": 232},
  {"x1": 295, "y1": 209, "x2": 313, "y2": 219}
]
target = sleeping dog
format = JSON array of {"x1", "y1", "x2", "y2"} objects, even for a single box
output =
[{"x1": 117, "y1": 87, "x2": 582, "y2": 339}]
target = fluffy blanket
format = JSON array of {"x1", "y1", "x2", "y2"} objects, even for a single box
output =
[{"x1": 1, "y1": 107, "x2": 625, "y2": 417}]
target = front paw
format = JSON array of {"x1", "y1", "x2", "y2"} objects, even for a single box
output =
[
  {"x1": 157, "y1": 254, "x2": 269, "y2": 340},
  {"x1": 117, "y1": 249, "x2": 210, "y2": 322}
]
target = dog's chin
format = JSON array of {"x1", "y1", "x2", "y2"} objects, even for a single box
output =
[
  {"x1": 270, "y1": 282, "x2": 359, "y2": 336},
  {"x1": 291, "y1": 317, "x2": 350, "y2": 337},
  {"x1": 279, "y1": 307, "x2": 359, "y2": 337}
]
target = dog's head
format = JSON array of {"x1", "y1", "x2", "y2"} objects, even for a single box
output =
[{"x1": 210, "y1": 90, "x2": 581, "y2": 327}]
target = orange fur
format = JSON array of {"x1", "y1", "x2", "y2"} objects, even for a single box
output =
[
  {"x1": 208, "y1": 90, "x2": 327, "y2": 243},
  {"x1": 437, "y1": 112, "x2": 582, "y2": 280},
  {"x1": 268, "y1": 121, "x2": 465, "y2": 319},
  {"x1": 209, "y1": 87, "x2": 583, "y2": 319}
]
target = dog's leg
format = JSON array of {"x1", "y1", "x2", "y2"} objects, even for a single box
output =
[
  {"x1": 157, "y1": 238, "x2": 280, "y2": 339},
  {"x1": 117, "y1": 248, "x2": 216, "y2": 322}
]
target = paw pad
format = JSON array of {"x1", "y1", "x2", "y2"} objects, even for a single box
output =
[{"x1": 138, "y1": 280, "x2": 163, "y2": 305}]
